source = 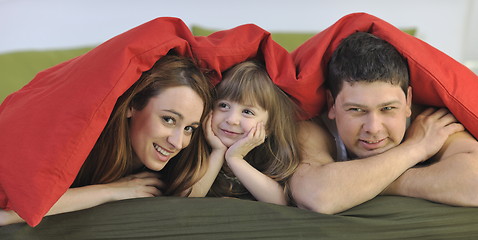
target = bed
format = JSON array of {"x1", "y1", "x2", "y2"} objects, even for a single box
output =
[
  {"x1": 2, "y1": 196, "x2": 478, "y2": 239},
  {"x1": 1, "y1": 12, "x2": 478, "y2": 238}
]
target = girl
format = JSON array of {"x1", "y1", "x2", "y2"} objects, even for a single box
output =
[
  {"x1": 1, "y1": 54, "x2": 213, "y2": 225},
  {"x1": 191, "y1": 60, "x2": 301, "y2": 205}
]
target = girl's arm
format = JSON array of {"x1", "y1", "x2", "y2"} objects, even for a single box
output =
[
  {"x1": 0, "y1": 171, "x2": 162, "y2": 225},
  {"x1": 226, "y1": 122, "x2": 287, "y2": 205},
  {"x1": 227, "y1": 157, "x2": 287, "y2": 205},
  {"x1": 189, "y1": 112, "x2": 227, "y2": 197}
]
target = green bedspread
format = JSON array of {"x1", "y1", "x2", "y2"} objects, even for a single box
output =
[{"x1": 1, "y1": 196, "x2": 477, "y2": 239}]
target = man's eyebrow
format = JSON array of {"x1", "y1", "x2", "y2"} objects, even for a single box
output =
[
  {"x1": 342, "y1": 102, "x2": 367, "y2": 108},
  {"x1": 378, "y1": 100, "x2": 402, "y2": 107},
  {"x1": 341, "y1": 100, "x2": 402, "y2": 108}
]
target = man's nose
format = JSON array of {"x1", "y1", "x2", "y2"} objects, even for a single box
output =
[{"x1": 363, "y1": 112, "x2": 383, "y2": 134}]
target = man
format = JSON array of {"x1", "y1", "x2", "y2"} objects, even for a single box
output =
[{"x1": 291, "y1": 32, "x2": 478, "y2": 214}]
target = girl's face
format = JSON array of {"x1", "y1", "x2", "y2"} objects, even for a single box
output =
[
  {"x1": 211, "y1": 99, "x2": 269, "y2": 147},
  {"x1": 128, "y1": 86, "x2": 204, "y2": 171}
]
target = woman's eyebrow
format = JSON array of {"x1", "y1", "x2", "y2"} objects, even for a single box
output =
[
  {"x1": 164, "y1": 109, "x2": 183, "y2": 119},
  {"x1": 164, "y1": 109, "x2": 200, "y2": 126}
]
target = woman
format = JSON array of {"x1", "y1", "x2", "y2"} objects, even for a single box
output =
[{"x1": 0, "y1": 54, "x2": 213, "y2": 225}]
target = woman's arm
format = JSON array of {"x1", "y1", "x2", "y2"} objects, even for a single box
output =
[{"x1": 0, "y1": 171, "x2": 163, "y2": 225}]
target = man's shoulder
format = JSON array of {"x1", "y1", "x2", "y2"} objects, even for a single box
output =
[
  {"x1": 297, "y1": 118, "x2": 336, "y2": 165},
  {"x1": 411, "y1": 104, "x2": 428, "y2": 120}
]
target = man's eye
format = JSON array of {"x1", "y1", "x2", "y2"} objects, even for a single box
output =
[
  {"x1": 348, "y1": 108, "x2": 363, "y2": 112},
  {"x1": 382, "y1": 106, "x2": 396, "y2": 111}
]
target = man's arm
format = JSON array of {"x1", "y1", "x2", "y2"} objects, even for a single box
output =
[
  {"x1": 384, "y1": 129, "x2": 478, "y2": 206},
  {"x1": 291, "y1": 111, "x2": 463, "y2": 214},
  {"x1": 291, "y1": 120, "x2": 424, "y2": 214}
]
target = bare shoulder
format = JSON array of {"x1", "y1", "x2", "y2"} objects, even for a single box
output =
[
  {"x1": 297, "y1": 118, "x2": 335, "y2": 166},
  {"x1": 411, "y1": 104, "x2": 478, "y2": 155},
  {"x1": 438, "y1": 130, "x2": 478, "y2": 159},
  {"x1": 298, "y1": 118, "x2": 333, "y2": 141}
]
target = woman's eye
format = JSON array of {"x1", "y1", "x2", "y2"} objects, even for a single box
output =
[
  {"x1": 184, "y1": 126, "x2": 196, "y2": 135},
  {"x1": 162, "y1": 116, "x2": 176, "y2": 125}
]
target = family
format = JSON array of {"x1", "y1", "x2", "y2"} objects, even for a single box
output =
[{"x1": 2, "y1": 12, "x2": 478, "y2": 227}]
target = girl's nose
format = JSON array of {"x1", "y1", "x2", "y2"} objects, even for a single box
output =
[{"x1": 225, "y1": 112, "x2": 240, "y2": 125}]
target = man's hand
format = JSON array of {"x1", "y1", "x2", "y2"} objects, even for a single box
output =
[{"x1": 404, "y1": 108, "x2": 464, "y2": 162}]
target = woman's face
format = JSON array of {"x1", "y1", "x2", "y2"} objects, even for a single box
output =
[{"x1": 128, "y1": 86, "x2": 204, "y2": 171}]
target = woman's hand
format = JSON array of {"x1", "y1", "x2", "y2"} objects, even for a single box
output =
[
  {"x1": 106, "y1": 171, "x2": 164, "y2": 201},
  {"x1": 0, "y1": 209, "x2": 23, "y2": 226},
  {"x1": 0, "y1": 171, "x2": 164, "y2": 226}
]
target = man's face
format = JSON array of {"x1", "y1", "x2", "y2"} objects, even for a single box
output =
[{"x1": 328, "y1": 81, "x2": 412, "y2": 159}]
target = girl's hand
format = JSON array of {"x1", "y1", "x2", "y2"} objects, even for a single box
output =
[
  {"x1": 204, "y1": 111, "x2": 227, "y2": 152},
  {"x1": 106, "y1": 171, "x2": 164, "y2": 201},
  {"x1": 225, "y1": 122, "x2": 266, "y2": 162}
]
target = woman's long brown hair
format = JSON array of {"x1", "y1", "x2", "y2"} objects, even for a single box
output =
[{"x1": 72, "y1": 54, "x2": 212, "y2": 196}]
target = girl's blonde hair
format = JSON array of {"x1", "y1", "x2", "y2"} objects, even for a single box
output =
[
  {"x1": 73, "y1": 54, "x2": 213, "y2": 196},
  {"x1": 209, "y1": 60, "x2": 301, "y2": 204}
]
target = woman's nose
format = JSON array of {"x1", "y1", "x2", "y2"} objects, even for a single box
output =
[{"x1": 167, "y1": 129, "x2": 183, "y2": 150}]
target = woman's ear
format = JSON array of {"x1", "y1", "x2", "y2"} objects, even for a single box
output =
[
  {"x1": 326, "y1": 90, "x2": 336, "y2": 119},
  {"x1": 127, "y1": 107, "x2": 134, "y2": 118}
]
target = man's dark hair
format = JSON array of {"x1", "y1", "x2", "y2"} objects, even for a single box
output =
[{"x1": 326, "y1": 32, "x2": 409, "y2": 99}]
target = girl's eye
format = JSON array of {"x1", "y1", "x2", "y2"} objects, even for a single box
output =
[
  {"x1": 217, "y1": 102, "x2": 229, "y2": 109},
  {"x1": 243, "y1": 109, "x2": 255, "y2": 115},
  {"x1": 162, "y1": 116, "x2": 176, "y2": 125}
]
